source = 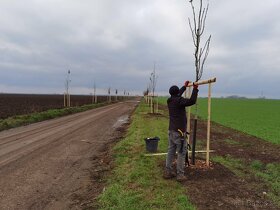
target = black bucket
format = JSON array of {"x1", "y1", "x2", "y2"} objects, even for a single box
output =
[{"x1": 144, "y1": 137, "x2": 160, "y2": 153}]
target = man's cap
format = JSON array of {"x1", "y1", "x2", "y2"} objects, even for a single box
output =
[{"x1": 169, "y1": 85, "x2": 179, "y2": 96}]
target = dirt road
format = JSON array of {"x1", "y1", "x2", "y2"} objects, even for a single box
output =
[{"x1": 0, "y1": 100, "x2": 139, "y2": 209}]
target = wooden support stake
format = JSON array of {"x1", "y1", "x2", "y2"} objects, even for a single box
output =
[
  {"x1": 206, "y1": 83, "x2": 212, "y2": 167},
  {"x1": 157, "y1": 95, "x2": 159, "y2": 113},
  {"x1": 63, "y1": 93, "x2": 66, "y2": 107},
  {"x1": 150, "y1": 96, "x2": 153, "y2": 113},
  {"x1": 186, "y1": 86, "x2": 192, "y2": 161},
  {"x1": 187, "y1": 77, "x2": 216, "y2": 87},
  {"x1": 187, "y1": 86, "x2": 192, "y2": 143},
  {"x1": 68, "y1": 93, "x2": 71, "y2": 107},
  {"x1": 144, "y1": 150, "x2": 215, "y2": 157}
]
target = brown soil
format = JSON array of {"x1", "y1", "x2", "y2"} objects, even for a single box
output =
[
  {"x1": 69, "y1": 123, "x2": 130, "y2": 209},
  {"x1": 181, "y1": 118, "x2": 280, "y2": 210},
  {"x1": 0, "y1": 94, "x2": 108, "y2": 119},
  {"x1": 0, "y1": 100, "x2": 139, "y2": 210}
]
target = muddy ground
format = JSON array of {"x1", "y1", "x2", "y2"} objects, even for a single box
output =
[
  {"x1": 69, "y1": 122, "x2": 130, "y2": 209},
  {"x1": 181, "y1": 119, "x2": 280, "y2": 210},
  {"x1": 0, "y1": 100, "x2": 138, "y2": 210}
]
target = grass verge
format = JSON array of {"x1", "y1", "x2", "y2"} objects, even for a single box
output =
[
  {"x1": 213, "y1": 155, "x2": 280, "y2": 207},
  {"x1": 0, "y1": 102, "x2": 108, "y2": 132},
  {"x1": 98, "y1": 101, "x2": 195, "y2": 210}
]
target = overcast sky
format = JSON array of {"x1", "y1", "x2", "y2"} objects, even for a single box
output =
[{"x1": 0, "y1": 0, "x2": 279, "y2": 98}]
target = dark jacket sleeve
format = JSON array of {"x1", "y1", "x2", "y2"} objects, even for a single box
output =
[
  {"x1": 178, "y1": 88, "x2": 199, "y2": 107},
  {"x1": 178, "y1": 86, "x2": 186, "y2": 97}
]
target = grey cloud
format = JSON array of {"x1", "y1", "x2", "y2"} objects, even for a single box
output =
[{"x1": 0, "y1": 0, "x2": 279, "y2": 98}]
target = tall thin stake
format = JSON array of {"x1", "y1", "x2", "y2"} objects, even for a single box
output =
[{"x1": 206, "y1": 82, "x2": 212, "y2": 166}]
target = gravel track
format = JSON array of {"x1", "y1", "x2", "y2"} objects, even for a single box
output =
[{"x1": 0, "y1": 100, "x2": 139, "y2": 209}]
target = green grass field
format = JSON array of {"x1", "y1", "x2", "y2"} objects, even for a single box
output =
[
  {"x1": 197, "y1": 98, "x2": 280, "y2": 144},
  {"x1": 159, "y1": 97, "x2": 280, "y2": 144}
]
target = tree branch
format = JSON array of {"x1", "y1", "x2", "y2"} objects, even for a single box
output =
[
  {"x1": 188, "y1": 18, "x2": 196, "y2": 46},
  {"x1": 188, "y1": 0, "x2": 211, "y2": 82}
]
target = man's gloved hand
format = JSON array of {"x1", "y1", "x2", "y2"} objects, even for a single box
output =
[
  {"x1": 184, "y1": 81, "x2": 190, "y2": 87},
  {"x1": 193, "y1": 82, "x2": 198, "y2": 89}
]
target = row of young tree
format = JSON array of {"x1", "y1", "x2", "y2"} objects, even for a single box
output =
[
  {"x1": 143, "y1": 63, "x2": 158, "y2": 114},
  {"x1": 63, "y1": 70, "x2": 131, "y2": 107}
]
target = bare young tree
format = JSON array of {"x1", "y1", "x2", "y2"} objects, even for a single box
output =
[
  {"x1": 188, "y1": 0, "x2": 211, "y2": 82},
  {"x1": 108, "y1": 87, "x2": 111, "y2": 103},
  {"x1": 92, "y1": 81, "x2": 97, "y2": 103},
  {"x1": 188, "y1": 0, "x2": 211, "y2": 164},
  {"x1": 64, "y1": 70, "x2": 71, "y2": 107},
  {"x1": 149, "y1": 62, "x2": 158, "y2": 113}
]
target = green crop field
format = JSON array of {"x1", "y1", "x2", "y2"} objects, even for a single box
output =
[
  {"x1": 196, "y1": 98, "x2": 280, "y2": 144},
  {"x1": 159, "y1": 97, "x2": 280, "y2": 144}
]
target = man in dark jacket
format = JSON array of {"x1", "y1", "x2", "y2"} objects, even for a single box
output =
[{"x1": 164, "y1": 81, "x2": 198, "y2": 182}]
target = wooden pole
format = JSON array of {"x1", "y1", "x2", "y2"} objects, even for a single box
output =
[
  {"x1": 187, "y1": 86, "x2": 192, "y2": 143},
  {"x1": 206, "y1": 83, "x2": 212, "y2": 167},
  {"x1": 68, "y1": 93, "x2": 71, "y2": 107},
  {"x1": 187, "y1": 77, "x2": 216, "y2": 87},
  {"x1": 144, "y1": 150, "x2": 215, "y2": 157},
  {"x1": 187, "y1": 86, "x2": 192, "y2": 163},
  {"x1": 150, "y1": 96, "x2": 153, "y2": 113},
  {"x1": 64, "y1": 93, "x2": 66, "y2": 107},
  {"x1": 156, "y1": 95, "x2": 159, "y2": 113}
]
